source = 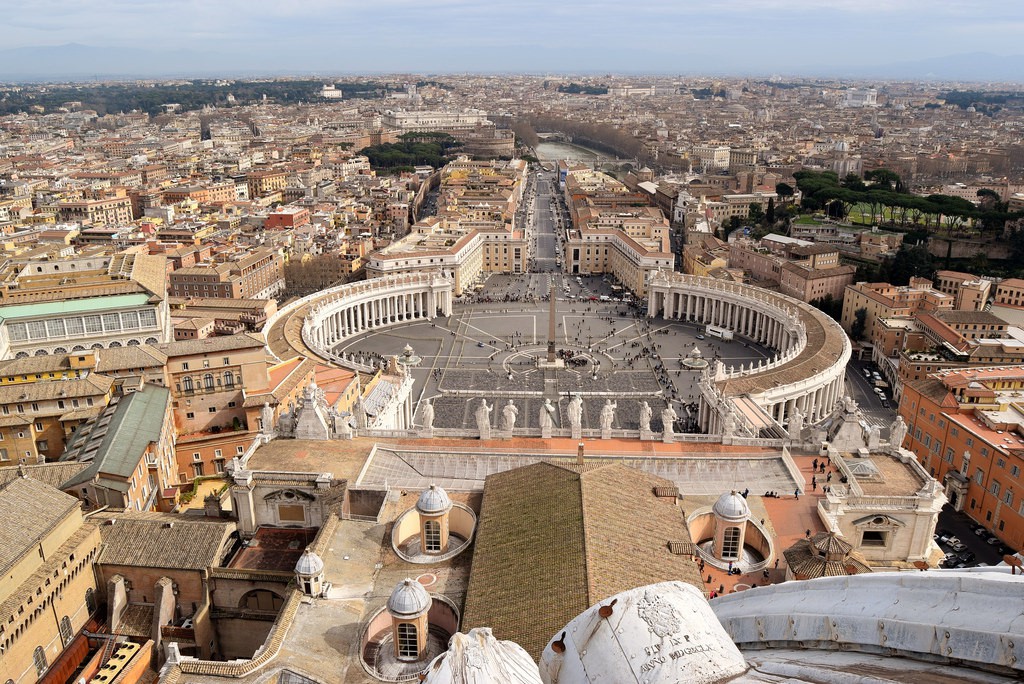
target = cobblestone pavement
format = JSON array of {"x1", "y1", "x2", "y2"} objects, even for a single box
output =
[{"x1": 334, "y1": 298, "x2": 773, "y2": 432}]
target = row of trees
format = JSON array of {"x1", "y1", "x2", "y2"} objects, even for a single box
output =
[
  {"x1": 794, "y1": 170, "x2": 1022, "y2": 237},
  {"x1": 359, "y1": 133, "x2": 463, "y2": 172},
  {"x1": 0, "y1": 80, "x2": 388, "y2": 117}
]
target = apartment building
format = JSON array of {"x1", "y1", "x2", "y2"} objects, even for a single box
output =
[
  {"x1": 900, "y1": 366, "x2": 1024, "y2": 552},
  {"x1": 155, "y1": 333, "x2": 270, "y2": 435},
  {"x1": 167, "y1": 248, "x2": 285, "y2": 300},
  {"x1": 60, "y1": 384, "x2": 177, "y2": 512},
  {"x1": 840, "y1": 278, "x2": 954, "y2": 342},
  {"x1": 562, "y1": 168, "x2": 673, "y2": 296},
  {"x1": 0, "y1": 252, "x2": 171, "y2": 358},
  {"x1": 990, "y1": 278, "x2": 1024, "y2": 327},
  {"x1": 930, "y1": 270, "x2": 993, "y2": 312},
  {"x1": 55, "y1": 190, "x2": 133, "y2": 226},
  {"x1": 0, "y1": 478, "x2": 102, "y2": 684},
  {"x1": 0, "y1": 373, "x2": 115, "y2": 465},
  {"x1": 246, "y1": 169, "x2": 288, "y2": 199}
]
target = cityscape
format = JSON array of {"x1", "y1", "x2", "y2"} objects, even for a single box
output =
[{"x1": 3, "y1": 3, "x2": 1024, "y2": 684}]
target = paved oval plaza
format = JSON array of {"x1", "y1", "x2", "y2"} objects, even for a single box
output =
[{"x1": 332, "y1": 273, "x2": 774, "y2": 433}]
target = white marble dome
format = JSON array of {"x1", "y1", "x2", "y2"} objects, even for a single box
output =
[
  {"x1": 540, "y1": 581, "x2": 747, "y2": 683},
  {"x1": 417, "y1": 484, "x2": 453, "y2": 515},
  {"x1": 294, "y1": 548, "x2": 324, "y2": 576},
  {"x1": 387, "y1": 578, "x2": 432, "y2": 618},
  {"x1": 712, "y1": 490, "x2": 750, "y2": 522},
  {"x1": 422, "y1": 628, "x2": 541, "y2": 683}
]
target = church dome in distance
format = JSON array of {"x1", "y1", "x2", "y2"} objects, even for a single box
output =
[
  {"x1": 294, "y1": 548, "x2": 324, "y2": 576},
  {"x1": 712, "y1": 490, "x2": 750, "y2": 522},
  {"x1": 387, "y1": 578, "x2": 432, "y2": 618},
  {"x1": 417, "y1": 483, "x2": 453, "y2": 515}
]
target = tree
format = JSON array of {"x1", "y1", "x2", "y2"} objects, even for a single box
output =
[
  {"x1": 722, "y1": 216, "x2": 744, "y2": 240},
  {"x1": 888, "y1": 244, "x2": 935, "y2": 286},
  {"x1": 850, "y1": 308, "x2": 868, "y2": 341},
  {"x1": 775, "y1": 182, "x2": 794, "y2": 200},
  {"x1": 810, "y1": 294, "x2": 842, "y2": 320},
  {"x1": 748, "y1": 203, "x2": 765, "y2": 224},
  {"x1": 766, "y1": 197, "x2": 776, "y2": 224}
]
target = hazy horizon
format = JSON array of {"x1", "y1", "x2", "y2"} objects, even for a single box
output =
[{"x1": 2, "y1": 0, "x2": 1023, "y2": 81}]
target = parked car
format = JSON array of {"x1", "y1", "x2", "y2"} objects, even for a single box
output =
[
  {"x1": 974, "y1": 527, "x2": 990, "y2": 537},
  {"x1": 945, "y1": 536, "x2": 962, "y2": 547},
  {"x1": 696, "y1": 334, "x2": 705, "y2": 340},
  {"x1": 881, "y1": 400, "x2": 891, "y2": 408},
  {"x1": 950, "y1": 541, "x2": 968, "y2": 552},
  {"x1": 958, "y1": 551, "x2": 976, "y2": 564},
  {"x1": 986, "y1": 535, "x2": 1002, "y2": 545}
]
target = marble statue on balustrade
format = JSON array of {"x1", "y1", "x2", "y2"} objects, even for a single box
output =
[
  {"x1": 639, "y1": 400, "x2": 652, "y2": 435},
  {"x1": 260, "y1": 402, "x2": 276, "y2": 437},
  {"x1": 567, "y1": 394, "x2": 584, "y2": 440},
  {"x1": 418, "y1": 398, "x2": 435, "y2": 437},
  {"x1": 889, "y1": 415, "x2": 907, "y2": 448},
  {"x1": 599, "y1": 399, "x2": 616, "y2": 438},
  {"x1": 662, "y1": 405, "x2": 677, "y2": 443},
  {"x1": 539, "y1": 398, "x2": 555, "y2": 438},
  {"x1": 721, "y1": 408, "x2": 737, "y2": 438},
  {"x1": 868, "y1": 423, "x2": 881, "y2": 450},
  {"x1": 354, "y1": 395, "x2": 368, "y2": 429},
  {"x1": 476, "y1": 399, "x2": 493, "y2": 440},
  {"x1": 789, "y1": 406, "x2": 804, "y2": 441},
  {"x1": 501, "y1": 399, "x2": 518, "y2": 434}
]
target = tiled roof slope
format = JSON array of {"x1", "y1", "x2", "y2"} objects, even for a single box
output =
[{"x1": 462, "y1": 461, "x2": 705, "y2": 660}]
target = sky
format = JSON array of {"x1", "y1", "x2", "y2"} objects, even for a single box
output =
[{"x1": 2, "y1": 0, "x2": 1023, "y2": 76}]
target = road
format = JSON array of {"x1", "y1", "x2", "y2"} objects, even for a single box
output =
[
  {"x1": 845, "y1": 358, "x2": 898, "y2": 437},
  {"x1": 527, "y1": 170, "x2": 561, "y2": 273}
]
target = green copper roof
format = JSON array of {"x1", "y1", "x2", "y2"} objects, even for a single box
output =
[{"x1": 0, "y1": 293, "x2": 151, "y2": 321}]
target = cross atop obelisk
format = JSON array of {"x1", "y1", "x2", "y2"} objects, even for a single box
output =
[{"x1": 547, "y1": 283, "x2": 557, "y2": 362}]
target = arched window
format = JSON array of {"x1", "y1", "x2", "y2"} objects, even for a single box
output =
[
  {"x1": 240, "y1": 590, "x2": 284, "y2": 612},
  {"x1": 59, "y1": 616, "x2": 73, "y2": 646},
  {"x1": 33, "y1": 646, "x2": 48, "y2": 675},
  {"x1": 397, "y1": 622, "x2": 418, "y2": 659},
  {"x1": 85, "y1": 587, "x2": 96, "y2": 614},
  {"x1": 182, "y1": 377, "x2": 194, "y2": 392},
  {"x1": 423, "y1": 520, "x2": 442, "y2": 552},
  {"x1": 223, "y1": 371, "x2": 234, "y2": 388},
  {"x1": 204, "y1": 373, "x2": 214, "y2": 390},
  {"x1": 721, "y1": 526, "x2": 741, "y2": 560}
]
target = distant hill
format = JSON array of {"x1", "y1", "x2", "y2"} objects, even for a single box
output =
[
  {"x1": 0, "y1": 43, "x2": 251, "y2": 81},
  {"x1": 0, "y1": 44, "x2": 1022, "y2": 84},
  {"x1": 853, "y1": 52, "x2": 1024, "y2": 83}
]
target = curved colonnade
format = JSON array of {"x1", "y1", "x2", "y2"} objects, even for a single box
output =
[
  {"x1": 648, "y1": 272, "x2": 851, "y2": 436},
  {"x1": 263, "y1": 272, "x2": 453, "y2": 369}
]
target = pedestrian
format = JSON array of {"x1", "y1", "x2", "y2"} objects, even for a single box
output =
[
  {"x1": 826, "y1": 472, "x2": 832, "y2": 483},
  {"x1": 728, "y1": 561, "x2": 733, "y2": 573},
  {"x1": 812, "y1": 458, "x2": 818, "y2": 471},
  {"x1": 805, "y1": 529, "x2": 811, "y2": 538},
  {"x1": 794, "y1": 488, "x2": 800, "y2": 500},
  {"x1": 760, "y1": 518, "x2": 765, "y2": 526},
  {"x1": 774, "y1": 558, "x2": 779, "y2": 569},
  {"x1": 762, "y1": 569, "x2": 770, "y2": 579}
]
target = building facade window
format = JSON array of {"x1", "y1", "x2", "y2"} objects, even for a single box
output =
[
  {"x1": 721, "y1": 526, "x2": 741, "y2": 559},
  {"x1": 33, "y1": 646, "x2": 47, "y2": 675},
  {"x1": 423, "y1": 520, "x2": 442, "y2": 552},
  {"x1": 59, "y1": 616, "x2": 72, "y2": 646},
  {"x1": 397, "y1": 623, "x2": 418, "y2": 659}
]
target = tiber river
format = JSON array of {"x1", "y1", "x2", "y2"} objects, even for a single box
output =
[{"x1": 534, "y1": 141, "x2": 602, "y2": 162}]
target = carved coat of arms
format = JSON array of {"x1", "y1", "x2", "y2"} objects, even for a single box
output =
[{"x1": 637, "y1": 590, "x2": 681, "y2": 638}]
